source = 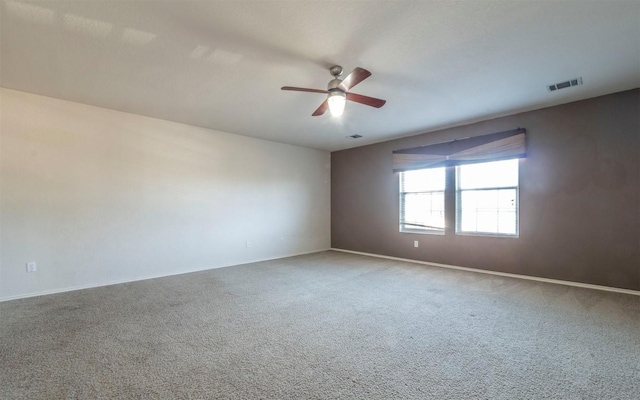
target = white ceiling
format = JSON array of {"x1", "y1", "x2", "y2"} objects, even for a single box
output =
[{"x1": 1, "y1": 1, "x2": 639, "y2": 151}]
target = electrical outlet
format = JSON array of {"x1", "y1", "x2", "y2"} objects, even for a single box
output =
[
  {"x1": 414, "y1": 241, "x2": 419, "y2": 248},
  {"x1": 26, "y1": 261, "x2": 37, "y2": 273}
]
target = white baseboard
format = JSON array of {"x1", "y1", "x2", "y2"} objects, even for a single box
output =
[
  {"x1": 331, "y1": 248, "x2": 640, "y2": 297},
  {"x1": 0, "y1": 248, "x2": 330, "y2": 303}
]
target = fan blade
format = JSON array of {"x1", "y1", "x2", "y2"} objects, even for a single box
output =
[
  {"x1": 346, "y1": 92, "x2": 386, "y2": 108},
  {"x1": 338, "y1": 68, "x2": 371, "y2": 91},
  {"x1": 312, "y1": 99, "x2": 329, "y2": 116},
  {"x1": 281, "y1": 86, "x2": 328, "y2": 94}
]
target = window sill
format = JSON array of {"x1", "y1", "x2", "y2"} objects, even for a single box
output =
[
  {"x1": 400, "y1": 228, "x2": 445, "y2": 236},
  {"x1": 455, "y1": 231, "x2": 519, "y2": 239}
]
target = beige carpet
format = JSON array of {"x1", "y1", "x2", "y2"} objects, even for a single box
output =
[{"x1": 1, "y1": 251, "x2": 639, "y2": 399}]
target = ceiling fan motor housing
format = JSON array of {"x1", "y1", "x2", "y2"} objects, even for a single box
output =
[{"x1": 327, "y1": 78, "x2": 344, "y2": 92}]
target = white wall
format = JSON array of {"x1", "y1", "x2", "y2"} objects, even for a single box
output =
[{"x1": 0, "y1": 88, "x2": 330, "y2": 300}]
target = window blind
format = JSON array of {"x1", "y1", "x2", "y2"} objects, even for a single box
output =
[{"x1": 392, "y1": 128, "x2": 526, "y2": 172}]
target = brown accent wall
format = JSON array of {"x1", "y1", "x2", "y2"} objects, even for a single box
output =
[{"x1": 331, "y1": 89, "x2": 640, "y2": 291}]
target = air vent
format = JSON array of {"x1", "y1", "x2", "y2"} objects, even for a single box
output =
[
  {"x1": 548, "y1": 77, "x2": 583, "y2": 92},
  {"x1": 348, "y1": 134, "x2": 363, "y2": 139}
]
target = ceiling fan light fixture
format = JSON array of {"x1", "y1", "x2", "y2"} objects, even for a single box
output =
[{"x1": 328, "y1": 91, "x2": 346, "y2": 117}]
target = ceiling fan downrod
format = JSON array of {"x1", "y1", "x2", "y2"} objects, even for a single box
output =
[{"x1": 328, "y1": 65, "x2": 345, "y2": 93}]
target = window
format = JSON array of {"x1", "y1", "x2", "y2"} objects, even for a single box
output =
[
  {"x1": 398, "y1": 159, "x2": 519, "y2": 237},
  {"x1": 394, "y1": 128, "x2": 524, "y2": 238},
  {"x1": 399, "y1": 167, "x2": 445, "y2": 234},
  {"x1": 456, "y1": 159, "x2": 519, "y2": 236}
]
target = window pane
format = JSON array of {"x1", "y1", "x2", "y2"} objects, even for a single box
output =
[
  {"x1": 458, "y1": 188, "x2": 517, "y2": 235},
  {"x1": 401, "y1": 192, "x2": 445, "y2": 231},
  {"x1": 458, "y1": 159, "x2": 518, "y2": 189},
  {"x1": 401, "y1": 167, "x2": 445, "y2": 192}
]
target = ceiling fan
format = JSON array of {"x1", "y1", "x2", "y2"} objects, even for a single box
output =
[{"x1": 281, "y1": 65, "x2": 386, "y2": 117}]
